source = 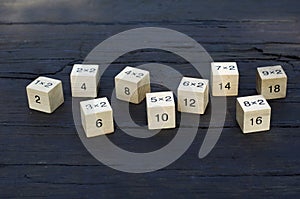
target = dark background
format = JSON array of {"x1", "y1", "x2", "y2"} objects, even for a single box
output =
[{"x1": 0, "y1": 0, "x2": 299, "y2": 198}]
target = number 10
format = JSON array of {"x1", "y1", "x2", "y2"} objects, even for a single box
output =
[{"x1": 155, "y1": 113, "x2": 168, "y2": 122}]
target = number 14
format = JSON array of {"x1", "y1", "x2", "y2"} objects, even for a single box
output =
[{"x1": 219, "y1": 82, "x2": 231, "y2": 90}]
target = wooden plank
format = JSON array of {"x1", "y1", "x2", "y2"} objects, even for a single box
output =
[
  {"x1": 0, "y1": 126, "x2": 299, "y2": 197},
  {"x1": 0, "y1": 23, "x2": 299, "y2": 77},
  {"x1": 0, "y1": 126, "x2": 299, "y2": 166},
  {"x1": 1, "y1": 0, "x2": 300, "y2": 23},
  {"x1": 0, "y1": 176, "x2": 299, "y2": 198}
]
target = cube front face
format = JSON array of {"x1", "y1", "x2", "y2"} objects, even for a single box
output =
[
  {"x1": 211, "y1": 62, "x2": 239, "y2": 96},
  {"x1": 177, "y1": 77, "x2": 209, "y2": 114},
  {"x1": 146, "y1": 91, "x2": 175, "y2": 130},
  {"x1": 236, "y1": 95, "x2": 271, "y2": 134},
  {"x1": 80, "y1": 97, "x2": 114, "y2": 138},
  {"x1": 115, "y1": 79, "x2": 139, "y2": 104},
  {"x1": 115, "y1": 66, "x2": 150, "y2": 104},
  {"x1": 256, "y1": 65, "x2": 287, "y2": 99},
  {"x1": 26, "y1": 76, "x2": 64, "y2": 113},
  {"x1": 70, "y1": 64, "x2": 100, "y2": 97}
]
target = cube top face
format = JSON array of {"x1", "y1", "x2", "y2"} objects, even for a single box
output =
[
  {"x1": 27, "y1": 76, "x2": 61, "y2": 93},
  {"x1": 257, "y1": 65, "x2": 287, "y2": 80},
  {"x1": 115, "y1": 66, "x2": 150, "y2": 84},
  {"x1": 178, "y1": 77, "x2": 209, "y2": 93},
  {"x1": 211, "y1": 62, "x2": 239, "y2": 76},
  {"x1": 237, "y1": 95, "x2": 270, "y2": 112},
  {"x1": 71, "y1": 64, "x2": 99, "y2": 77},
  {"x1": 80, "y1": 97, "x2": 112, "y2": 115},
  {"x1": 146, "y1": 91, "x2": 174, "y2": 108}
]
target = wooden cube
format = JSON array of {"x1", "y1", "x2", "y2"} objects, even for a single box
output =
[
  {"x1": 146, "y1": 91, "x2": 176, "y2": 130},
  {"x1": 256, "y1": 65, "x2": 287, "y2": 99},
  {"x1": 80, "y1": 97, "x2": 114, "y2": 138},
  {"x1": 236, "y1": 95, "x2": 271, "y2": 134},
  {"x1": 115, "y1": 66, "x2": 150, "y2": 104},
  {"x1": 70, "y1": 64, "x2": 100, "y2": 97},
  {"x1": 211, "y1": 62, "x2": 239, "y2": 96},
  {"x1": 26, "y1": 76, "x2": 64, "y2": 113},
  {"x1": 177, "y1": 77, "x2": 209, "y2": 114}
]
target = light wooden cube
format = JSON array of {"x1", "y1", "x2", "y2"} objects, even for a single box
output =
[
  {"x1": 211, "y1": 62, "x2": 239, "y2": 96},
  {"x1": 177, "y1": 77, "x2": 209, "y2": 114},
  {"x1": 146, "y1": 91, "x2": 176, "y2": 130},
  {"x1": 80, "y1": 97, "x2": 114, "y2": 138},
  {"x1": 26, "y1": 76, "x2": 64, "y2": 113},
  {"x1": 70, "y1": 64, "x2": 100, "y2": 97},
  {"x1": 236, "y1": 95, "x2": 271, "y2": 134},
  {"x1": 256, "y1": 65, "x2": 287, "y2": 99},
  {"x1": 115, "y1": 66, "x2": 150, "y2": 104}
]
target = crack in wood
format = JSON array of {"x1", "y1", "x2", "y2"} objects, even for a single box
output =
[{"x1": 0, "y1": 19, "x2": 297, "y2": 26}]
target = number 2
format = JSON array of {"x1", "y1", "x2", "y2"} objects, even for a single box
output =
[
  {"x1": 197, "y1": 82, "x2": 204, "y2": 88},
  {"x1": 100, "y1": 102, "x2": 107, "y2": 107},
  {"x1": 257, "y1": 99, "x2": 265, "y2": 105},
  {"x1": 229, "y1": 65, "x2": 235, "y2": 70},
  {"x1": 165, "y1": 96, "x2": 172, "y2": 102},
  {"x1": 35, "y1": 95, "x2": 41, "y2": 104}
]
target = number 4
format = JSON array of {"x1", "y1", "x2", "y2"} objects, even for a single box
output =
[{"x1": 81, "y1": 83, "x2": 87, "y2": 90}]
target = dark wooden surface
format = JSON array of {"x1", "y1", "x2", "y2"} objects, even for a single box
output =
[{"x1": 0, "y1": 1, "x2": 300, "y2": 198}]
